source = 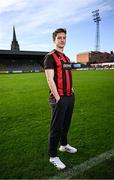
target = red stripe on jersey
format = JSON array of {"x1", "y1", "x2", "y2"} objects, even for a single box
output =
[
  {"x1": 63, "y1": 54, "x2": 72, "y2": 95},
  {"x1": 52, "y1": 52, "x2": 64, "y2": 96},
  {"x1": 59, "y1": 53, "x2": 71, "y2": 96}
]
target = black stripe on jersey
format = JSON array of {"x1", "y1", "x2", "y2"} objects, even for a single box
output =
[{"x1": 69, "y1": 71, "x2": 72, "y2": 94}]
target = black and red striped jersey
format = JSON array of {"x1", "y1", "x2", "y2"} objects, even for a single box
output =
[{"x1": 44, "y1": 49, "x2": 73, "y2": 98}]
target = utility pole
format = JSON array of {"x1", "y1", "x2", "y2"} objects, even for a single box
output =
[{"x1": 92, "y1": 9, "x2": 101, "y2": 52}]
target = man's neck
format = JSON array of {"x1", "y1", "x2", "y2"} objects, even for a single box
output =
[{"x1": 55, "y1": 47, "x2": 64, "y2": 53}]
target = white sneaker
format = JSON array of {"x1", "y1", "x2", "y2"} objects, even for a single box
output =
[
  {"x1": 59, "y1": 144, "x2": 77, "y2": 153},
  {"x1": 49, "y1": 157, "x2": 66, "y2": 170}
]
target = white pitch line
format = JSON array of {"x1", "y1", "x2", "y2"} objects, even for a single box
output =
[{"x1": 50, "y1": 149, "x2": 114, "y2": 179}]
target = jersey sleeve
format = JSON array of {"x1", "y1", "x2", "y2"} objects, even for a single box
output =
[{"x1": 44, "y1": 54, "x2": 55, "y2": 69}]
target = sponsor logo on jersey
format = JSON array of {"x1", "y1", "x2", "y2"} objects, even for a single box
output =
[{"x1": 63, "y1": 63, "x2": 72, "y2": 69}]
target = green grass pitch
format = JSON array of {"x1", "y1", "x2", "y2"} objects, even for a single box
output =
[{"x1": 0, "y1": 70, "x2": 114, "y2": 179}]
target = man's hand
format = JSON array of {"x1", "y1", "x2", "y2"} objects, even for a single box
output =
[
  {"x1": 72, "y1": 87, "x2": 74, "y2": 93},
  {"x1": 56, "y1": 96, "x2": 60, "y2": 103}
]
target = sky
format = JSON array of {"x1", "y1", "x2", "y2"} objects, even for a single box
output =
[{"x1": 0, "y1": 0, "x2": 114, "y2": 62}]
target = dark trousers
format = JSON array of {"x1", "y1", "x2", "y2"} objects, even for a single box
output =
[{"x1": 48, "y1": 95, "x2": 75, "y2": 157}]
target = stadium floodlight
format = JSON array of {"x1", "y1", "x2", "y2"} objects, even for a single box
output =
[{"x1": 92, "y1": 9, "x2": 101, "y2": 52}]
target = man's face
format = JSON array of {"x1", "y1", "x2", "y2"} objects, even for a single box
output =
[{"x1": 54, "y1": 32, "x2": 66, "y2": 49}]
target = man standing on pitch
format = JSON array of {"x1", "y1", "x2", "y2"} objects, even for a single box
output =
[{"x1": 44, "y1": 28, "x2": 77, "y2": 170}]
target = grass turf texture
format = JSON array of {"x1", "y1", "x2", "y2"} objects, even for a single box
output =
[
  {"x1": 71, "y1": 158, "x2": 114, "y2": 179},
  {"x1": 0, "y1": 70, "x2": 114, "y2": 179}
]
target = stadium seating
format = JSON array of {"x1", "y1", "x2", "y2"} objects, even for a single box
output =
[{"x1": 0, "y1": 63, "x2": 43, "y2": 73}]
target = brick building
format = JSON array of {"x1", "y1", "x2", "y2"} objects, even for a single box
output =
[{"x1": 77, "y1": 51, "x2": 113, "y2": 65}]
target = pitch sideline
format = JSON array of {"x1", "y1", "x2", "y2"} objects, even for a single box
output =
[{"x1": 50, "y1": 149, "x2": 114, "y2": 179}]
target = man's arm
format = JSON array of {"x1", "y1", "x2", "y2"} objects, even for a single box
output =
[{"x1": 45, "y1": 69, "x2": 60, "y2": 102}]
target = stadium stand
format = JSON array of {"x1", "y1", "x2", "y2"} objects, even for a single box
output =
[{"x1": 0, "y1": 27, "x2": 48, "y2": 74}]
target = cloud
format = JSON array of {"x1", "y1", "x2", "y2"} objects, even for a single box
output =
[
  {"x1": 0, "y1": 1, "x2": 112, "y2": 26},
  {"x1": 0, "y1": 0, "x2": 113, "y2": 51},
  {"x1": 0, "y1": 0, "x2": 27, "y2": 13},
  {"x1": 0, "y1": 0, "x2": 113, "y2": 30}
]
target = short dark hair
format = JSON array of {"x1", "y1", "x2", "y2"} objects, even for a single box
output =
[{"x1": 52, "y1": 28, "x2": 67, "y2": 41}]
